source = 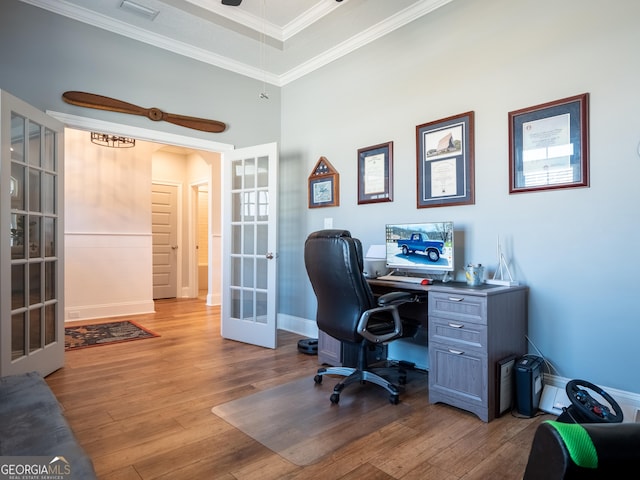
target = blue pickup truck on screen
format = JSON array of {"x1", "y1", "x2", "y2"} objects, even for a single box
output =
[{"x1": 396, "y1": 233, "x2": 444, "y2": 262}]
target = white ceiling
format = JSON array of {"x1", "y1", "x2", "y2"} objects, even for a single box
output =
[{"x1": 21, "y1": 0, "x2": 454, "y2": 86}]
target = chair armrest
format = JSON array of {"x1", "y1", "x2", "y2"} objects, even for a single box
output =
[
  {"x1": 356, "y1": 305, "x2": 403, "y2": 344},
  {"x1": 377, "y1": 291, "x2": 416, "y2": 306}
]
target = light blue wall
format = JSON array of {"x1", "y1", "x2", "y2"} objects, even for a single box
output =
[
  {"x1": 2, "y1": 0, "x2": 639, "y2": 396},
  {"x1": 280, "y1": 0, "x2": 640, "y2": 394}
]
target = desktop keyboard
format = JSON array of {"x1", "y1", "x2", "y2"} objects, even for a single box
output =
[{"x1": 375, "y1": 275, "x2": 432, "y2": 284}]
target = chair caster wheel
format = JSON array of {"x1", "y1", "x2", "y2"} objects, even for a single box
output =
[
  {"x1": 389, "y1": 395, "x2": 399, "y2": 405},
  {"x1": 330, "y1": 393, "x2": 340, "y2": 404},
  {"x1": 314, "y1": 374, "x2": 323, "y2": 384}
]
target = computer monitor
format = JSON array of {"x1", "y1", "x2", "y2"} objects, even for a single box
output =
[{"x1": 385, "y1": 221, "x2": 454, "y2": 276}]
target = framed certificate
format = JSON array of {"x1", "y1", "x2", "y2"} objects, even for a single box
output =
[
  {"x1": 357, "y1": 141, "x2": 393, "y2": 204},
  {"x1": 509, "y1": 93, "x2": 589, "y2": 193},
  {"x1": 416, "y1": 111, "x2": 475, "y2": 208}
]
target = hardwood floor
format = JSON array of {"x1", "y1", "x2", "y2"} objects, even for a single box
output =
[{"x1": 47, "y1": 298, "x2": 549, "y2": 480}]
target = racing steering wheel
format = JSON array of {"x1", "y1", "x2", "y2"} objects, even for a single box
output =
[{"x1": 563, "y1": 379, "x2": 623, "y2": 423}]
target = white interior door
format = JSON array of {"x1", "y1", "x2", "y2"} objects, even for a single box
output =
[
  {"x1": 221, "y1": 142, "x2": 278, "y2": 348},
  {"x1": 0, "y1": 90, "x2": 65, "y2": 377},
  {"x1": 152, "y1": 183, "x2": 178, "y2": 299}
]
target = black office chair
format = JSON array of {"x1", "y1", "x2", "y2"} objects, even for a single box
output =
[{"x1": 304, "y1": 229, "x2": 420, "y2": 405}]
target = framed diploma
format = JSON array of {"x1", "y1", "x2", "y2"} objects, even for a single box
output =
[
  {"x1": 416, "y1": 111, "x2": 475, "y2": 208},
  {"x1": 509, "y1": 93, "x2": 589, "y2": 193},
  {"x1": 357, "y1": 141, "x2": 393, "y2": 204},
  {"x1": 308, "y1": 156, "x2": 339, "y2": 208}
]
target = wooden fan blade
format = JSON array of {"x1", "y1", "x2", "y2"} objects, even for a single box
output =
[
  {"x1": 163, "y1": 112, "x2": 226, "y2": 133},
  {"x1": 62, "y1": 91, "x2": 147, "y2": 116},
  {"x1": 62, "y1": 91, "x2": 227, "y2": 133}
]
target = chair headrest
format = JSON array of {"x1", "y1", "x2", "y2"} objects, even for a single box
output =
[{"x1": 307, "y1": 229, "x2": 351, "y2": 240}]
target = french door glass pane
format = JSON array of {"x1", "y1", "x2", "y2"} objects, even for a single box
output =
[
  {"x1": 256, "y1": 224, "x2": 268, "y2": 255},
  {"x1": 28, "y1": 122, "x2": 41, "y2": 167},
  {"x1": 243, "y1": 224, "x2": 254, "y2": 254},
  {"x1": 245, "y1": 158, "x2": 255, "y2": 189},
  {"x1": 42, "y1": 173, "x2": 55, "y2": 214},
  {"x1": 231, "y1": 257, "x2": 240, "y2": 286},
  {"x1": 10, "y1": 213, "x2": 25, "y2": 259},
  {"x1": 45, "y1": 262, "x2": 55, "y2": 301},
  {"x1": 257, "y1": 156, "x2": 268, "y2": 188},
  {"x1": 28, "y1": 216, "x2": 41, "y2": 258},
  {"x1": 11, "y1": 313, "x2": 26, "y2": 360},
  {"x1": 29, "y1": 169, "x2": 41, "y2": 213},
  {"x1": 243, "y1": 257, "x2": 254, "y2": 288},
  {"x1": 44, "y1": 304, "x2": 56, "y2": 345},
  {"x1": 29, "y1": 263, "x2": 41, "y2": 305},
  {"x1": 256, "y1": 258, "x2": 267, "y2": 289},
  {"x1": 11, "y1": 264, "x2": 25, "y2": 309},
  {"x1": 256, "y1": 291, "x2": 267, "y2": 323},
  {"x1": 43, "y1": 128, "x2": 56, "y2": 171},
  {"x1": 29, "y1": 307, "x2": 42, "y2": 352},
  {"x1": 231, "y1": 288, "x2": 241, "y2": 318},
  {"x1": 10, "y1": 162, "x2": 25, "y2": 210},
  {"x1": 11, "y1": 114, "x2": 25, "y2": 161},
  {"x1": 242, "y1": 289, "x2": 253, "y2": 319},
  {"x1": 43, "y1": 217, "x2": 55, "y2": 257}
]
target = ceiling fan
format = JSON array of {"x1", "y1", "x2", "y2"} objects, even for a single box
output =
[{"x1": 61, "y1": 91, "x2": 227, "y2": 133}]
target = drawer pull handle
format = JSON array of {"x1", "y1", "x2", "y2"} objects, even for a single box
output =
[
  {"x1": 448, "y1": 349, "x2": 464, "y2": 355},
  {"x1": 449, "y1": 323, "x2": 464, "y2": 328},
  {"x1": 448, "y1": 297, "x2": 464, "y2": 302}
]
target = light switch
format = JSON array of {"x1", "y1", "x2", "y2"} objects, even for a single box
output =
[{"x1": 324, "y1": 217, "x2": 333, "y2": 229}]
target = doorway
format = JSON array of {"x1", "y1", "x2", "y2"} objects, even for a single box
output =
[
  {"x1": 195, "y1": 183, "x2": 209, "y2": 300},
  {"x1": 48, "y1": 111, "x2": 232, "y2": 318}
]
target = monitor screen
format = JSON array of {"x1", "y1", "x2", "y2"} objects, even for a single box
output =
[{"x1": 385, "y1": 222, "x2": 454, "y2": 274}]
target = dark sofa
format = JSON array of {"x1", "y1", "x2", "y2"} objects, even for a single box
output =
[{"x1": 0, "y1": 371, "x2": 97, "y2": 479}]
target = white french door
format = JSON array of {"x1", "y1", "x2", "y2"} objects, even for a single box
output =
[
  {"x1": 0, "y1": 90, "x2": 65, "y2": 377},
  {"x1": 221, "y1": 142, "x2": 278, "y2": 348}
]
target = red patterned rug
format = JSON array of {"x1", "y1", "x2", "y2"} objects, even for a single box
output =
[{"x1": 65, "y1": 320, "x2": 159, "y2": 350}]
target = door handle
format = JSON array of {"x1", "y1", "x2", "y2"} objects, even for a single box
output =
[
  {"x1": 171, "y1": 245, "x2": 178, "y2": 250},
  {"x1": 265, "y1": 252, "x2": 274, "y2": 259}
]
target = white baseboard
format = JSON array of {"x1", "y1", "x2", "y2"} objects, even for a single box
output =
[
  {"x1": 206, "y1": 293, "x2": 221, "y2": 306},
  {"x1": 65, "y1": 300, "x2": 155, "y2": 322},
  {"x1": 542, "y1": 374, "x2": 640, "y2": 423},
  {"x1": 277, "y1": 314, "x2": 318, "y2": 339}
]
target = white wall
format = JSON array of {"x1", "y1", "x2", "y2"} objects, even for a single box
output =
[
  {"x1": 64, "y1": 128, "x2": 156, "y2": 319},
  {"x1": 279, "y1": 0, "x2": 640, "y2": 395}
]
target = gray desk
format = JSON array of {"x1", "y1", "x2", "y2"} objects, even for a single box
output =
[{"x1": 318, "y1": 279, "x2": 528, "y2": 422}]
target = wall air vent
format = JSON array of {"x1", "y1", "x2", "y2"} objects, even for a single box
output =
[{"x1": 119, "y1": 0, "x2": 160, "y2": 20}]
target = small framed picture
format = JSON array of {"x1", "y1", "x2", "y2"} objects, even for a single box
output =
[
  {"x1": 509, "y1": 93, "x2": 589, "y2": 193},
  {"x1": 357, "y1": 141, "x2": 393, "y2": 204},
  {"x1": 308, "y1": 156, "x2": 339, "y2": 208},
  {"x1": 416, "y1": 111, "x2": 475, "y2": 208}
]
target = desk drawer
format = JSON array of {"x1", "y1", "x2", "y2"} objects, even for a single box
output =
[
  {"x1": 428, "y1": 291, "x2": 487, "y2": 324},
  {"x1": 429, "y1": 316, "x2": 487, "y2": 351}
]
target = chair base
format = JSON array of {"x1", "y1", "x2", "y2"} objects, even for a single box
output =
[{"x1": 314, "y1": 365, "x2": 406, "y2": 405}]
